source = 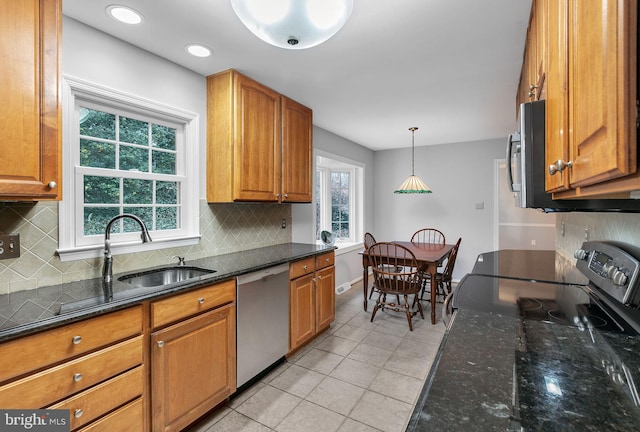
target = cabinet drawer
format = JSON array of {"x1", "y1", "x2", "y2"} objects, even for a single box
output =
[
  {"x1": 0, "y1": 306, "x2": 142, "y2": 383},
  {"x1": 0, "y1": 336, "x2": 142, "y2": 409},
  {"x1": 290, "y1": 257, "x2": 315, "y2": 279},
  {"x1": 78, "y1": 397, "x2": 143, "y2": 432},
  {"x1": 316, "y1": 252, "x2": 335, "y2": 270},
  {"x1": 151, "y1": 279, "x2": 236, "y2": 329},
  {"x1": 48, "y1": 366, "x2": 144, "y2": 431}
]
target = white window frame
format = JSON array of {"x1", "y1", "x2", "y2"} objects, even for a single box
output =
[
  {"x1": 315, "y1": 151, "x2": 364, "y2": 249},
  {"x1": 57, "y1": 76, "x2": 200, "y2": 261}
]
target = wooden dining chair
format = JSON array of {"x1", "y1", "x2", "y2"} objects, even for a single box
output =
[
  {"x1": 417, "y1": 237, "x2": 462, "y2": 304},
  {"x1": 410, "y1": 228, "x2": 445, "y2": 245},
  {"x1": 367, "y1": 242, "x2": 425, "y2": 331}
]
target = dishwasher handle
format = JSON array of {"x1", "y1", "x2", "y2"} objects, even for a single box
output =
[{"x1": 236, "y1": 263, "x2": 289, "y2": 285}]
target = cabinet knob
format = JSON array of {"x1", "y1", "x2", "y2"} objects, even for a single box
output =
[
  {"x1": 48, "y1": 181, "x2": 57, "y2": 189},
  {"x1": 74, "y1": 409, "x2": 83, "y2": 418},
  {"x1": 157, "y1": 341, "x2": 164, "y2": 348},
  {"x1": 198, "y1": 297, "x2": 205, "y2": 304},
  {"x1": 548, "y1": 159, "x2": 573, "y2": 176},
  {"x1": 529, "y1": 84, "x2": 538, "y2": 91},
  {"x1": 303, "y1": 265, "x2": 308, "y2": 270},
  {"x1": 73, "y1": 373, "x2": 83, "y2": 382},
  {"x1": 284, "y1": 193, "x2": 288, "y2": 198},
  {"x1": 325, "y1": 258, "x2": 330, "y2": 262},
  {"x1": 72, "y1": 336, "x2": 82, "y2": 345}
]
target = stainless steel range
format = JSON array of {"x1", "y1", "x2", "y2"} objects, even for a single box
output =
[{"x1": 447, "y1": 241, "x2": 640, "y2": 431}]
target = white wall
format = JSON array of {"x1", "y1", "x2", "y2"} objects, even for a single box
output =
[{"x1": 373, "y1": 138, "x2": 505, "y2": 281}]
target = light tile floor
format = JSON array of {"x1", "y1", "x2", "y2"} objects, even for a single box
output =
[{"x1": 187, "y1": 281, "x2": 447, "y2": 432}]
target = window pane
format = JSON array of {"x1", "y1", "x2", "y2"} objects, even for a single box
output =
[
  {"x1": 152, "y1": 124, "x2": 176, "y2": 150},
  {"x1": 157, "y1": 207, "x2": 178, "y2": 230},
  {"x1": 80, "y1": 108, "x2": 115, "y2": 140},
  {"x1": 84, "y1": 176, "x2": 120, "y2": 204},
  {"x1": 80, "y1": 139, "x2": 116, "y2": 169},
  {"x1": 120, "y1": 117, "x2": 149, "y2": 145},
  {"x1": 156, "y1": 181, "x2": 177, "y2": 204},
  {"x1": 123, "y1": 207, "x2": 153, "y2": 232},
  {"x1": 84, "y1": 207, "x2": 120, "y2": 236},
  {"x1": 123, "y1": 179, "x2": 153, "y2": 204},
  {"x1": 152, "y1": 151, "x2": 176, "y2": 175},
  {"x1": 120, "y1": 145, "x2": 149, "y2": 172}
]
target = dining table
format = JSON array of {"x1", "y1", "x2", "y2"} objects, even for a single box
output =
[{"x1": 360, "y1": 241, "x2": 455, "y2": 324}]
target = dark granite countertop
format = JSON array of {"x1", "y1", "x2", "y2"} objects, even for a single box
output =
[
  {"x1": 0, "y1": 243, "x2": 335, "y2": 343},
  {"x1": 407, "y1": 309, "x2": 640, "y2": 432},
  {"x1": 406, "y1": 309, "x2": 518, "y2": 431}
]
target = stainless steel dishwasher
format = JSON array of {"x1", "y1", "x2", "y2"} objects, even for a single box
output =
[{"x1": 236, "y1": 263, "x2": 289, "y2": 389}]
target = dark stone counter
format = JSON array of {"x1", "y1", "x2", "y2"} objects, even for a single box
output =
[
  {"x1": 0, "y1": 243, "x2": 335, "y2": 343},
  {"x1": 406, "y1": 309, "x2": 517, "y2": 431},
  {"x1": 407, "y1": 309, "x2": 640, "y2": 432}
]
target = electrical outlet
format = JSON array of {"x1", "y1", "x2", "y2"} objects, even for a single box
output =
[
  {"x1": 281, "y1": 218, "x2": 286, "y2": 229},
  {"x1": 0, "y1": 234, "x2": 20, "y2": 259}
]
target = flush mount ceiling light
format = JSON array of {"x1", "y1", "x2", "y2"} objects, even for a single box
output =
[
  {"x1": 230, "y1": 0, "x2": 353, "y2": 49},
  {"x1": 185, "y1": 44, "x2": 212, "y2": 58},
  {"x1": 394, "y1": 127, "x2": 433, "y2": 194},
  {"x1": 106, "y1": 5, "x2": 144, "y2": 25}
]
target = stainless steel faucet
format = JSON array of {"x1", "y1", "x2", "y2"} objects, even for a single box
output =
[{"x1": 103, "y1": 214, "x2": 152, "y2": 283}]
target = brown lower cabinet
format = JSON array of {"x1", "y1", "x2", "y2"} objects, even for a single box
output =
[
  {"x1": 289, "y1": 251, "x2": 336, "y2": 353},
  {"x1": 0, "y1": 306, "x2": 144, "y2": 431},
  {"x1": 150, "y1": 280, "x2": 236, "y2": 432}
]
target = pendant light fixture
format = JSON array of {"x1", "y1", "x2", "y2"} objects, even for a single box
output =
[
  {"x1": 394, "y1": 127, "x2": 432, "y2": 194},
  {"x1": 230, "y1": 0, "x2": 353, "y2": 50}
]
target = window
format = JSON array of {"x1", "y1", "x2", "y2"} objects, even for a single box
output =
[
  {"x1": 315, "y1": 153, "x2": 363, "y2": 246},
  {"x1": 58, "y1": 77, "x2": 200, "y2": 261}
]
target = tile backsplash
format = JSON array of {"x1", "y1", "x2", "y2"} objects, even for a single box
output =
[
  {"x1": 0, "y1": 200, "x2": 291, "y2": 294},
  {"x1": 555, "y1": 212, "x2": 640, "y2": 259}
]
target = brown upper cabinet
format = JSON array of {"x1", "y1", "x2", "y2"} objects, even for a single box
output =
[
  {"x1": 0, "y1": 0, "x2": 62, "y2": 200},
  {"x1": 206, "y1": 69, "x2": 313, "y2": 203},
  {"x1": 544, "y1": 0, "x2": 638, "y2": 198},
  {"x1": 516, "y1": 0, "x2": 547, "y2": 111}
]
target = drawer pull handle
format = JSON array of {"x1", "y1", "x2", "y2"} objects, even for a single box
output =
[
  {"x1": 73, "y1": 373, "x2": 83, "y2": 382},
  {"x1": 326, "y1": 258, "x2": 330, "y2": 262},
  {"x1": 303, "y1": 265, "x2": 308, "y2": 270},
  {"x1": 157, "y1": 341, "x2": 165, "y2": 348},
  {"x1": 74, "y1": 409, "x2": 83, "y2": 418},
  {"x1": 198, "y1": 298, "x2": 205, "y2": 304},
  {"x1": 72, "y1": 336, "x2": 82, "y2": 345}
]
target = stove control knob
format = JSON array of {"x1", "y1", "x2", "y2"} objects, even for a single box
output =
[
  {"x1": 611, "y1": 269, "x2": 628, "y2": 286},
  {"x1": 574, "y1": 249, "x2": 589, "y2": 260},
  {"x1": 602, "y1": 263, "x2": 616, "y2": 278}
]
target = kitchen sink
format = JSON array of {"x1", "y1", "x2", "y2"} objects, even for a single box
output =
[{"x1": 118, "y1": 266, "x2": 216, "y2": 288}]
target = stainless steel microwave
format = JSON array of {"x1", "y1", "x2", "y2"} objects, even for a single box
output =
[{"x1": 506, "y1": 100, "x2": 640, "y2": 212}]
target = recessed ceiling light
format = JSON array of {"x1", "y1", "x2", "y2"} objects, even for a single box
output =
[
  {"x1": 185, "y1": 44, "x2": 212, "y2": 58},
  {"x1": 106, "y1": 5, "x2": 144, "y2": 25}
]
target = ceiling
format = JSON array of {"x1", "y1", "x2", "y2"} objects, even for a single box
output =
[{"x1": 62, "y1": 0, "x2": 532, "y2": 151}]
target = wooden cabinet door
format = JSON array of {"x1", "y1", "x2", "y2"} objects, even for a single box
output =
[
  {"x1": 567, "y1": 0, "x2": 636, "y2": 188},
  {"x1": 315, "y1": 266, "x2": 335, "y2": 331},
  {"x1": 290, "y1": 274, "x2": 315, "y2": 351},
  {"x1": 545, "y1": 0, "x2": 571, "y2": 192},
  {"x1": 281, "y1": 96, "x2": 313, "y2": 203},
  {"x1": 233, "y1": 73, "x2": 281, "y2": 202},
  {"x1": 0, "y1": 0, "x2": 61, "y2": 200},
  {"x1": 151, "y1": 304, "x2": 236, "y2": 432}
]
